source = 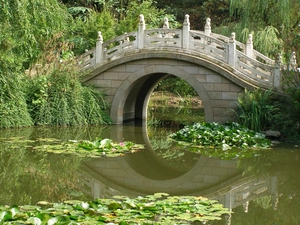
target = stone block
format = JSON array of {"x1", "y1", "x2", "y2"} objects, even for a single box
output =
[
  {"x1": 207, "y1": 74, "x2": 222, "y2": 83},
  {"x1": 202, "y1": 83, "x2": 215, "y2": 91},
  {"x1": 194, "y1": 74, "x2": 206, "y2": 82},
  {"x1": 103, "y1": 72, "x2": 119, "y2": 80},
  {"x1": 182, "y1": 65, "x2": 199, "y2": 74},
  {"x1": 112, "y1": 80, "x2": 123, "y2": 88},
  {"x1": 222, "y1": 92, "x2": 238, "y2": 100},
  {"x1": 110, "y1": 64, "x2": 126, "y2": 72},
  {"x1": 208, "y1": 92, "x2": 222, "y2": 99},
  {"x1": 230, "y1": 83, "x2": 243, "y2": 92},
  {"x1": 96, "y1": 79, "x2": 112, "y2": 87},
  {"x1": 125, "y1": 64, "x2": 145, "y2": 72},
  {"x1": 212, "y1": 99, "x2": 230, "y2": 108},
  {"x1": 215, "y1": 83, "x2": 230, "y2": 91}
]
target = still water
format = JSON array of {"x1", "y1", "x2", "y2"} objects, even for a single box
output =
[{"x1": 0, "y1": 108, "x2": 300, "y2": 224}]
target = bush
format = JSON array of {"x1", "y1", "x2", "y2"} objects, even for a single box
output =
[
  {"x1": 25, "y1": 62, "x2": 111, "y2": 126},
  {"x1": 234, "y1": 88, "x2": 279, "y2": 132}
]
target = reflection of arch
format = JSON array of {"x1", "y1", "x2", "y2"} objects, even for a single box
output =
[
  {"x1": 110, "y1": 64, "x2": 213, "y2": 124},
  {"x1": 79, "y1": 124, "x2": 278, "y2": 213},
  {"x1": 82, "y1": 124, "x2": 242, "y2": 195}
]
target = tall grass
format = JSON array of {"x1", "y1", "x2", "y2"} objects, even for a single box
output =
[
  {"x1": 0, "y1": 69, "x2": 33, "y2": 128},
  {"x1": 235, "y1": 88, "x2": 278, "y2": 132},
  {"x1": 26, "y1": 61, "x2": 111, "y2": 126}
]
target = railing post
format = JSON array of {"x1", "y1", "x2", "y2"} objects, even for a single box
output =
[
  {"x1": 245, "y1": 34, "x2": 253, "y2": 58},
  {"x1": 163, "y1": 17, "x2": 169, "y2": 29},
  {"x1": 228, "y1": 32, "x2": 236, "y2": 67},
  {"x1": 273, "y1": 54, "x2": 282, "y2": 88},
  {"x1": 182, "y1": 14, "x2": 190, "y2": 49},
  {"x1": 137, "y1": 14, "x2": 145, "y2": 49},
  {"x1": 204, "y1": 18, "x2": 211, "y2": 36},
  {"x1": 289, "y1": 51, "x2": 297, "y2": 71},
  {"x1": 95, "y1": 31, "x2": 103, "y2": 65}
]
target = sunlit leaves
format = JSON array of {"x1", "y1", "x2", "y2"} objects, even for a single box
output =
[
  {"x1": 27, "y1": 137, "x2": 145, "y2": 157},
  {"x1": 170, "y1": 122, "x2": 271, "y2": 150},
  {"x1": 0, "y1": 193, "x2": 231, "y2": 224}
]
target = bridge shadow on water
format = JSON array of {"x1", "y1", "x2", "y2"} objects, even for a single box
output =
[{"x1": 79, "y1": 121, "x2": 279, "y2": 215}]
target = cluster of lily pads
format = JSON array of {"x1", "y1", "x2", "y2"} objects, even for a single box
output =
[
  {"x1": 0, "y1": 193, "x2": 230, "y2": 224},
  {"x1": 169, "y1": 122, "x2": 271, "y2": 150},
  {"x1": 31, "y1": 138, "x2": 145, "y2": 157}
]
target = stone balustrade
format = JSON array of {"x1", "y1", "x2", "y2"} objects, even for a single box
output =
[{"x1": 79, "y1": 14, "x2": 298, "y2": 90}]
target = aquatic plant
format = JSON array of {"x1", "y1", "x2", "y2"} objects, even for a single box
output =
[
  {"x1": 0, "y1": 193, "x2": 230, "y2": 224},
  {"x1": 234, "y1": 88, "x2": 278, "y2": 132},
  {"x1": 30, "y1": 137, "x2": 144, "y2": 158},
  {"x1": 169, "y1": 122, "x2": 271, "y2": 149}
]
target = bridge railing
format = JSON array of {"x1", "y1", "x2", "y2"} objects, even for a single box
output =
[{"x1": 79, "y1": 14, "x2": 289, "y2": 89}]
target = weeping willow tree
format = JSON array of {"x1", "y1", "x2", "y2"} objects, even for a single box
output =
[
  {"x1": 214, "y1": 0, "x2": 299, "y2": 60},
  {"x1": 0, "y1": 0, "x2": 72, "y2": 128},
  {"x1": 0, "y1": 0, "x2": 112, "y2": 128}
]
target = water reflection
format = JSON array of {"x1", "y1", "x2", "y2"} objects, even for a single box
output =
[{"x1": 1, "y1": 125, "x2": 300, "y2": 224}]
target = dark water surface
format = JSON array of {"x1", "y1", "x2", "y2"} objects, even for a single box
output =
[{"x1": 0, "y1": 122, "x2": 300, "y2": 224}]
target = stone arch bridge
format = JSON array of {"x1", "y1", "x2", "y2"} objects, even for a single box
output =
[{"x1": 80, "y1": 15, "x2": 283, "y2": 124}]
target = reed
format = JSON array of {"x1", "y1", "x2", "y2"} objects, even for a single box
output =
[
  {"x1": 26, "y1": 61, "x2": 111, "y2": 126},
  {"x1": 235, "y1": 88, "x2": 278, "y2": 132}
]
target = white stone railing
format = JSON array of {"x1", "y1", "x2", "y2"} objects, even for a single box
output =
[{"x1": 79, "y1": 14, "x2": 289, "y2": 89}]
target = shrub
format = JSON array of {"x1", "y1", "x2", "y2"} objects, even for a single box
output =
[{"x1": 234, "y1": 88, "x2": 279, "y2": 132}]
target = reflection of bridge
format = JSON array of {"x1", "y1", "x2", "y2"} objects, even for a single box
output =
[
  {"x1": 77, "y1": 124, "x2": 278, "y2": 215},
  {"x1": 79, "y1": 14, "x2": 284, "y2": 124}
]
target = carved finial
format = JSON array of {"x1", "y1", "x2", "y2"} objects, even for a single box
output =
[
  {"x1": 139, "y1": 14, "x2": 145, "y2": 25},
  {"x1": 289, "y1": 51, "x2": 297, "y2": 70},
  {"x1": 205, "y1": 18, "x2": 211, "y2": 28},
  {"x1": 184, "y1": 14, "x2": 190, "y2": 25},
  {"x1": 163, "y1": 17, "x2": 169, "y2": 29},
  {"x1": 230, "y1": 32, "x2": 236, "y2": 42},
  {"x1": 204, "y1": 18, "x2": 211, "y2": 36},
  {"x1": 97, "y1": 31, "x2": 103, "y2": 43},
  {"x1": 247, "y1": 34, "x2": 253, "y2": 44}
]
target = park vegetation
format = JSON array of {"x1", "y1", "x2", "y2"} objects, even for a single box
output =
[
  {"x1": 0, "y1": 0, "x2": 299, "y2": 136},
  {"x1": 0, "y1": 193, "x2": 230, "y2": 224}
]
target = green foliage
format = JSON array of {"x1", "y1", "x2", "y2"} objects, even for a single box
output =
[
  {"x1": 170, "y1": 122, "x2": 271, "y2": 149},
  {"x1": 154, "y1": 76, "x2": 197, "y2": 97},
  {"x1": 213, "y1": 0, "x2": 300, "y2": 61},
  {"x1": 70, "y1": 10, "x2": 117, "y2": 55},
  {"x1": 0, "y1": 135, "x2": 85, "y2": 206},
  {"x1": 240, "y1": 26, "x2": 283, "y2": 58},
  {"x1": 0, "y1": 71, "x2": 33, "y2": 128},
  {"x1": 117, "y1": 0, "x2": 179, "y2": 35},
  {"x1": 20, "y1": 137, "x2": 144, "y2": 157},
  {"x1": 25, "y1": 62, "x2": 111, "y2": 126},
  {"x1": 0, "y1": 193, "x2": 230, "y2": 224},
  {"x1": 273, "y1": 70, "x2": 300, "y2": 142},
  {"x1": 0, "y1": 0, "x2": 72, "y2": 67},
  {"x1": 235, "y1": 88, "x2": 279, "y2": 132}
]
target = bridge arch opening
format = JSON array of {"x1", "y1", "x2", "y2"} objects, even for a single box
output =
[
  {"x1": 147, "y1": 75, "x2": 205, "y2": 126},
  {"x1": 110, "y1": 64, "x2": 214, "y2": 124}
]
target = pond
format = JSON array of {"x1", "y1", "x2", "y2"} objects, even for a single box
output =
[{"x1": 1, "y1": 106, "x2": 300, "y2": 224}]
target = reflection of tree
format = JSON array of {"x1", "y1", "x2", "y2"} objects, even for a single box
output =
[
  {"x1": 213, "y1": 147, "x2": 300, "y2": 225},
  {"x1": 0, "y1": 135, "x2": 88, "y2": 205}
]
